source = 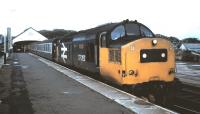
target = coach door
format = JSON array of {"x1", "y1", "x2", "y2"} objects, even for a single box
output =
[
  {"x1": 99, "y1": 32, "x2": 107, "y2": 48},
  {"x1": 53, "y1": 40, "x2": 60, "y2": 62},
  {"x1": 99, "y1": 31, "x2": 122, "y2": 84}
]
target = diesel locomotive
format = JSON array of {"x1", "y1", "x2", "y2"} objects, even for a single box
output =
[{"x1": 29, "y1": 20, "x2": 177, "y2": 104}]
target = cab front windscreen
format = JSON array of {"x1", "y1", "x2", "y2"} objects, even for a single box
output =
[{"x1": 111, "y1": 23, "x2": 154, "y2": 41}]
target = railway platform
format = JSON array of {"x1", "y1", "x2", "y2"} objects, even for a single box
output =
[
  {"x1": 176, "y1": 61, "x2": 200, "y2": 87},
  {"x1": 0, "y1": 53, "x2": 177, "y2": 114}
]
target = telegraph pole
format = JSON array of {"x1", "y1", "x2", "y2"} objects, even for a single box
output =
[
  {"x1": 3, "y1": 27, "x2": 12, "y2": 64},
  {"x1": 7, "y1": 27, "x2": 12, "y2": 54},
  {"x1": 4, "y1": 32, "x2": 6, "y2": 64}
]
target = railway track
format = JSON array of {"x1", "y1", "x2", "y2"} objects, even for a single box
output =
[
  {"x1": 170, "y1": 84, "x2": 200, "y2": 114},
  {"x1": 177, "y1": 74, "x2": 200, "y2": 82}
]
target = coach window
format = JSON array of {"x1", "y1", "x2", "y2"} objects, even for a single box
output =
[
  {"x1": 49, "y1": 44, "x2": 52, "y2": 52},
  {"x1": 47, "y1": 44, "x2": 49, "y2": 52},
  {"x1": 111, "y1": 25, "x2": 125, "y2": 40}
]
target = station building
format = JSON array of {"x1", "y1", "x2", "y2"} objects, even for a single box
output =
[
  {"x1": 13, "y1": 27, "x2": 47, "y2": 52},
  {"x1": 180, "y1": 43, "x2": 200, "y2": 53},
  {"x1": 178, "y1": 43, "x2": 200, "y2": 62}
]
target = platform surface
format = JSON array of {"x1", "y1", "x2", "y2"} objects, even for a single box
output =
[
  {"x1": 15, "y1": 53, "x2": 136, "y2": 114},
  {"x1": 0, "y1": 53, "x2": 177, "y2": 114},
  {"x1": 0, "y1": 56, "x2": 3, "y2": 68}
]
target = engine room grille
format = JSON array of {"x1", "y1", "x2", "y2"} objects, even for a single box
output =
[{"x1": 109, "y1": 49, "x2": 121, "y2": 63}]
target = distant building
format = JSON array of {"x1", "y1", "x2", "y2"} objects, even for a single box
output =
[
  {"x1": 180, "y1": 43, "x2": 200, "y2": 53},
  {"x1": 0, "y1": 35, "x2": 4, "y2": 55},
  {"x1": 0, "y1": 35, "x2": 3, "y2": 44},
  {"x1": 178, "y1": 43, "x2": 200, "y2": 62},
  {"x1": 13, "y1": 27, "x2": 47, "y2": 44},
  {"x1": 13, "y1": 27, "x2": 48, "y2": 52},
  {"x1": 168, "y1": 37, "x2": 181, "y2": 50}
]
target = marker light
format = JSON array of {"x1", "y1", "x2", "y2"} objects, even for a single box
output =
[
  {"x1": 142, "y1": 53, "x2": 147, "y2": 59},
  {"x1": 152, "y1": 39, "x2": 157, "y2": 46}
]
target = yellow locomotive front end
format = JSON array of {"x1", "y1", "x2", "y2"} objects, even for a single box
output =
[
  {"x1": 99, "y1": 20, "x2": 177, "y2": 104},
  {"x1": 121, "y1": 38, "x2": 175, "y2": 85}
]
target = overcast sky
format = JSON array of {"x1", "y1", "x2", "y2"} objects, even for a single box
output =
[{"x1": 0, "y1": 0, "x2": 200, "y2": 39}]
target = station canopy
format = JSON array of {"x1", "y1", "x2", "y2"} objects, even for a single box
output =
[
  {"x1": 180, "y1": 43, "x2": 200, "y2": 53},
  {"x1": 13, "y1": 27, "x2": 48, "y2": 44}
]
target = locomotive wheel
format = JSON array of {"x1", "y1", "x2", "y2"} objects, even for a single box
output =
[
  {"x1": 148, "y1": 94, "x2": 156, "y2": 103},
  {"x1": 141, "y1": 93, "x2": 166, "y2": 105},
  {"x1": 141, "y1": 94, "x2": 156, "y2": 103},
  {"x1": 141, "y1": 96, "x2": 148, "y2": 102}
]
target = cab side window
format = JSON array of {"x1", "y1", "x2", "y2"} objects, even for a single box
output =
[
  {"x1": 100, "y1": 32, "x2": 107, "y2": 47},
  {"x1": 140, "y1": 26, "x2": 154, "y2": 37},
  {"x1": 111, "y1": 25, "x2": 125, "y2": 40}
]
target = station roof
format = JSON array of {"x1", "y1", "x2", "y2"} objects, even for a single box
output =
[
  {"x1": 180, "y1": 43, "x2": 200, "y2": 53},
  {"x1": 13, "y1": 27, "x2": 48, "y2": 44}
]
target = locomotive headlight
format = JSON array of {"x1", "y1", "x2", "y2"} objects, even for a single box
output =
[
  {"x1": 161, "y1": 53, "x2": 166, "y2": 58},
  {"x1": 152, "y1": 39, "x2": 157, "y2": 46},
  {"x1": 142, "y1": 53, "x2": 147, "y2": 59}
]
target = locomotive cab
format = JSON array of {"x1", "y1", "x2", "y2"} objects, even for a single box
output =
[
  {"x1": 100, "y1": 20, "x2": 168, "y2": 83},
  {"x1": 99, "y1": 20, "x2": 176, "y2": 104}
]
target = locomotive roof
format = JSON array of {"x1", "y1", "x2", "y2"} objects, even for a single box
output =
[
  {"x1": 61, "y1": 20, "x2": 140, "y2": 41},
  {"x1": 78, "y1": 23, "x2": 119, "y2": 34},
  {"x1": 60, "y1": 23, "x2": 119, "y2": 41},
  {"x1": 61, "y1": 23, "x2": 119, "y2": 40},
  {"x1": 76, "y1": 19, "x2": 140, "y2": 35}
]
